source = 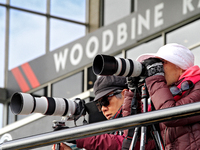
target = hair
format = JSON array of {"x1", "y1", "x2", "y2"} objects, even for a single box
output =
[
  {"x1": 114, "y1": 90, "x2": 123, "y2": 99},
  {"x1": 115, "y1": 93, "x2": 122, "y2": 99}
]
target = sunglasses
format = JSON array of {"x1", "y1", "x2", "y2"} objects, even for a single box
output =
[
  {"x1": 170, "y1": 80, "x2": 194, "y2": 96},
  {"x1": 96, "y1": 90, "x2": 122, "y2": 111}
]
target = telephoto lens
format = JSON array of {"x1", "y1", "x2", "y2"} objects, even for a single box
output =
[
  {"x1": 10, "y1": 92, "x2": 78, "y2": 117},
  {"x1": 92, "y1": 54, "x2": 145, "y2": 77}
]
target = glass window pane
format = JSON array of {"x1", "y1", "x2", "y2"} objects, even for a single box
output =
[
  {"x1": 126, "y1": 37, "x2": 163, "y2": 60},
  {"x1": 191, "y1": 46, "x2": 200, "y2": 66},
  {"x1": 0, "y1": 6, "x2": 5, "y2": 128},
  {"x1": 0, "y1": 6, "x2": 5, "y2": 88},
  {"x1": 50, "y1": 18, "x2": 85, "y2": 51},
  {"x1": 0, "y1": 0, "x2": 5, "y2": 3},
  {"x1": 8, "y1": 103, "x2": 15, "y2": 124},
  {"x1": 115, "y1": 53, "x2": 123, "y2": 58},
  {"x1": 9, "y1": 10, "x2": 46, "y2": 69},
  {"x1": 167, "y1": 19, "x2": 200, "y2": 47},
  {"x1": 10, "y1": 0, "x2": 46, "y2": 13},
  {"x1": 32, "y1": 87, "x2": 47, "y2": 97},
  {"x1": 0, "y1": 104, "x2": 2, "y2": 128},
  {"x1": 52, "y1": 72, "x2": 83, "y2": 98},
  {"x1": 50, "y1": 0, "x2": 86, "y2": 23},
  {"x1": 104, "y1": 0, "x2": 131, "y2": 25},
  {"x1": 87, "y1": 67, "x2": 96, "y2": 90},
  {"x1": 17, "y1": 114, "x2": 31, "y2": 121}
]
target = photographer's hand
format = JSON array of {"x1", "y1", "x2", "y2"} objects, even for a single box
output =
[
  {"x1": 142, "y1": 58, "x2": 164, "y2": 77},
  {"x1": 52, "y1": 143, "x2": 72, "y2": 150}
]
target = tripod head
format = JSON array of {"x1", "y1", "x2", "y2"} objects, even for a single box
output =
[
  {"x1": 126, "y1": 77, "x2": 144, "y2": 91},
  {"x1": 125, "y1": 77, "x2": 146, "y2": 115}
]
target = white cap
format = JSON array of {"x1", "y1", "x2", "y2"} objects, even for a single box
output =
[{"x1": 136, "y1": 43, "x2": 194, "y2": 70}]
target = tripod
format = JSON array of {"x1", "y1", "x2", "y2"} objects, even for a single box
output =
[{"x1": 126, "y1": 77, "x2": 164, "y2": 150}]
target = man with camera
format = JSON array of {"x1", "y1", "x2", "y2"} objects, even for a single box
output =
[
  {"x1": 52, "y1": 75, "x2": 134, "y2": 150},
  {"x1": 75, "y1": 75, "x2": 129, "y2": 150},
  {"x1": 124, "y1": 43, "x2": 200, "y2": 150}
]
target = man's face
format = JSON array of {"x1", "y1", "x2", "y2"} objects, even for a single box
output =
[
  {"x1": 99, "y1": 91, "x2": 124, "y2": 120},
  {"x1": 162, "y1": 59, "x2": 184, "y2": 86}
]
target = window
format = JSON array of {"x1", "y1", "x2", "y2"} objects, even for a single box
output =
[
  {"x1": 126, "y1": 37, "x2": 162, "y2": 60},
  {"x1": 0, "y1": 0, "x2": 5, "y2": 3},
  {"x1": 0, "y1": 6, "x2": 5, "y2": 128},
  {"x1": 9, "y1": 10, "x2": 46, "y2": 69},
  {"x1": 87, "y1": 67, "x2": 96, "y2": 90},
  {"x1": 115, "y1": 53, "x2": 123, "y2": 58},
  {"x1": 50, "y1": 18, "x2": 85, "y2": 51},
  {"x1": 167, "y1": 19, "x2": 200, "y2": 47},
  {"x1": 31, "y1": 87, "x2": 47, "y2": 97},
  {"x1": 52, "y1": 72, "x2": 83, "y2": 98},
  {"x1": 10, "y1": 0, "x2": 46, "y2": 13},
  {"x1": 8, "y1": 103, "x2": 16, "y2": 124},
  {"x1": 1, "y1": 0, "x2": 88, "y2": 127},
  {"x1": 104, "y1": 0, "x2": 131, "y2": 25},
  {"x1": 0, "y1": 6, "x2": 5, "y2": 88},
  {"x1": 191, "y1": 46, "x2": 200, "y2": 66},
  {"x1": 50, "y1": 0, "x2": 86, "y2": 23}
]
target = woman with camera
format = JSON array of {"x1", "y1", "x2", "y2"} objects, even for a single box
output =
[{"x1": 127, "y1": 43, "x2": 200, "y2": 150}]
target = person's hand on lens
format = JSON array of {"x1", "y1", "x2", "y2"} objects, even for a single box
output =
[
  {"x1": 52, "y1": 143, "x2": 72, "y2": 150},
  {"x1": 142, "y1": 58, "x2": 164, "y2": 77}
]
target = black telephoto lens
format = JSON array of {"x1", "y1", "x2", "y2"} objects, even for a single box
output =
[{"x1": 92, "y1": 54, "x2": 143, "y2": 77}]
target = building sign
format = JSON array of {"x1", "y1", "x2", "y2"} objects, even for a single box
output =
[{"x1": 7, "y1": 0, "x2": 200, "y2": 95}]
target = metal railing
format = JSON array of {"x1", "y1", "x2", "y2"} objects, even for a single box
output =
[{"x1": 1, "y1": 102, "x2": 200, "y2": 150}]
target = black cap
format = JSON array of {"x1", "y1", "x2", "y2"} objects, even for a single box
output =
[{"x1": 93, "y1": 76, "x2": 128, "y2": 101}]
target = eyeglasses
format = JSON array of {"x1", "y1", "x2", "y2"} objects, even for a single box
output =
[
  {"x1": 170, "y1": 80, "x2": 194, "y2": 96},
  {"x1": 96, "y1": 90, "x2": 122, "y2": 111}
]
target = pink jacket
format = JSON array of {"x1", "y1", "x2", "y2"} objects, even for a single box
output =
[{"x1": 146, "y1": 65, "x2": 200, "y2": 150}]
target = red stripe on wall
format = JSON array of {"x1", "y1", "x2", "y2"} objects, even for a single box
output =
[
  {"x1": 21, "y1": 63, "x2": 40, "y2": 88},
  {"x1": 11, "y1": 67, "x2": 30, "y2": 92}
]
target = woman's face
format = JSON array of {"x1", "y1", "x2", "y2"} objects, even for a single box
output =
[{"x1": 162, "y1": 59, "x2": 184, "y2": 86}]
